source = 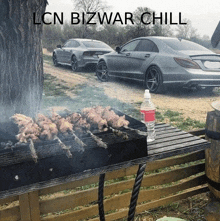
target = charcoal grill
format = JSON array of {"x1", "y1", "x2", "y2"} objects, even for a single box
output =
[{"x1": 0, "y1": 110, "x2": 147, "y2": 195}]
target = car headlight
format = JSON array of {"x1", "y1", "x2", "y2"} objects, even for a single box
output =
[{"x1": 174, "y1": 57, "x2": 200, "y2": 69}]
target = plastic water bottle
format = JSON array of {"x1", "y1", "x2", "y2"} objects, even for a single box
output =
[{"x1": 140, "y1": 89, "x2": 156, "y2": 142}]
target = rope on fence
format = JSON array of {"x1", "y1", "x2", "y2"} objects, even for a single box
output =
[
  {"x1": 128, "y1": 163, "x2": 147, "y2": 221},
  {"x1": 98, "y1": 173, "x2": 106, "y2": 221}
]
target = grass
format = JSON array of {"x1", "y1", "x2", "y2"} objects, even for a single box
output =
[
  {"x1": 42, "y1": 73, "x2": 140, "y2": 118},
  {"x1": 43, "y1": 54, "x2": 53, "y2": 65},
  {"x1": 155, "y1": 109, "x2": 205, "y2": 131},
  {"x1": 43, "y1": 73, "x2": 68, "y2": 96},
  {"x1": 138, "y1": 193, "x2": 209, "y2": 221}
]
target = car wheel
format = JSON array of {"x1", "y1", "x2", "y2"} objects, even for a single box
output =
[
  {"x1": 53, "y1": 54, "x2": 59, "y2": 67},
  {"x1": 71, "y1": 56, "x2": 79, "y2": 72},
  {"x1": 145, "y1": 66, "x2": 164, "y2": 93},
  {"x1": 96, "y1": 60, "x2": 109, "y2": 82}
]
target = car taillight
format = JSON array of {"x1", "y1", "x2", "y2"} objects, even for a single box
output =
[
  {"x1": 174, "y1": 57, "x2": 200, "y2": 69},
  {"x1": 83, "y1": 51, "x2": 91, "y2": 56}
]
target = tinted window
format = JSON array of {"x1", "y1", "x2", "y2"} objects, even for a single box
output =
[
  {"x1": 82, "y1": 41, "x2": 111, "y2": 49},
  {"x1": 64, "y1": 40, "x2": 80, "y2": 48},
  {"x1": 63, "y1": 41, "x2": 72, "y2": 47},
  {"x1": 69, "y1": 40, "x2": 80, "y2": 47},
  {"x1": 136, "y1": 39, "x2": 159, "y2": 52},
  {"x1": 163, "y1": 39, "x2": 210, "y2": 51},
  {"x1": 121, "y1": 40, "x2": 140, "y2": 52}
]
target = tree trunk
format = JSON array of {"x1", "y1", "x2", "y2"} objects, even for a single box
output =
[{"x1": 0, "y1": 0, "x2": 47, "y2": 124}]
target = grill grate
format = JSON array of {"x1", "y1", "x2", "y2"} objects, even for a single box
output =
[{"x1": 0, "y1": 110, "x2": 148, "y2": 192}]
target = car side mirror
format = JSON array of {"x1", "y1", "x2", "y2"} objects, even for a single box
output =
[
  {"x1": 115, "y1": 46, "x2": 121, "y2": 53},
  {"x1": 57, "y1": 45, "x2": 62, "y2": 48}
]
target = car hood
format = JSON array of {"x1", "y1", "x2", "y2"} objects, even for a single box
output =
[{"x1": 177, "y1": 50, "x2": 214, "y2": 56}]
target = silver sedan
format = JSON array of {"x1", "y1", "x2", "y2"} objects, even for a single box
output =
[
  {"x1": 96, "y1": 36, "x2": 220, "y2": 93},
  {"x1": 53, "y1": 38, "x2": 113, "y2": 71}
]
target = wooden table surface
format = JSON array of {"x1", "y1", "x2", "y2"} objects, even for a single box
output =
[{"x1": 0, "y1": 123, "x2": 210, "y2": 199}]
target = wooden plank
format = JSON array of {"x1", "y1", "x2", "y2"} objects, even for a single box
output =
[
  {"x1": 0, "y1": 195, "x2": 18, "y2": 206},
  {"x1": 41, "y1": 183, "x2": 208, "y2": 221},
  {"x1": 39, "y1": 150, "x2": 205, "y2": 196},
  {"x1": 144, "y1": 150, "x2": 204, "y2": 172},
  {"x1": 40, "y1": 187, "x2": 99, "y2": 215},
  {"x1": 152, "y1": 131, "x2": 192, "y2": 142},
  {"x1": 155, "y1": 127, "x2": 181, "y2": 135},
  {"x1": 19, "y1": 193, "x2": 31, "y2": 221},
  {"x1": 148, "y1": 139, "x2": 208, "y2": 155},
  {"x1": 148, "y1": 136, "x2": 203, "y2": 150},
  {"x1": 149, "y1": 134, "x2": 195, "y2": 146},
  {"x1": 39, "y1": 163, "x2": 205, "y2": 215},
  {"x1": 0, "y1": 206, "x2": 20, "y2": 221},
  {"x1": 39, "y1": 175, "x2": 100, "y2": 196},
  {"x1": 29, "y1": 191, "x2": 40, "y2": 221}
]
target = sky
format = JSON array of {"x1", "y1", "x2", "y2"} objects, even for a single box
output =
[{"x1": 46, "y1": 0, "x2": 220, "y2": 38}]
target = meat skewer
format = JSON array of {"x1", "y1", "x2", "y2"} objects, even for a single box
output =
[
  {"x1": 95, "y1": 106, "x2": 147, "y2": 136},
  {"x1": 86, "y1": 130, "x2": 108, "y2": 148},
  {"x1": 51, "y1": 111, "x2": 86, "y2": 151},
  {"x1": 36, "y1": 113, "x2": 74, "y2": 157},
  {"x1": 81, "y1": 107, "x2": 108, "y2": 132},
  {"x1": 67, "y1": 112, "x2": 108, "y2": 149},
  {"x1": 29, "y1": 138, "x2": 38, "y2": 163},
  {"x1": 82, "y1": 106, "x2": 129, "y2": 139},
  {"x1": 54, "y1": 136, "x2": 72, "y2": 158},
  {"x1": 11, "y1": 114, "x2": 40, "y2": 162}
]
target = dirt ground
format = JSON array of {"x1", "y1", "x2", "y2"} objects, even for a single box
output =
[{"x1": 43, "y1": 61, "x2": 220, "y2": 124}]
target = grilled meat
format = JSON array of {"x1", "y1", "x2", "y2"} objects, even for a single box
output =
[
  {"x1": 67, "y1": 112, "x2": 107, "y2": 149},
  {"x1": 11, "y1": 114, "x2": 40, "y2": 143},
  {"x1": 81, "y1": 107, "x2": 108, "y2": 131},
  {"x1": 37, "y1": 114, "x2": 58, "y2": 140}
]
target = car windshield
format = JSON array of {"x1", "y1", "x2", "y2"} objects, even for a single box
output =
[
  {"x1": 82, "y1": 41, "x2": 111, "y2": 49},
  {"x1": 162, "y1": 39, "x2": 210, "y2": 51}
]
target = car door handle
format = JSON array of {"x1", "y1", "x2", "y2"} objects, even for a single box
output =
[
  {"x1": 145, "y1": 54, "x2": 150, "y2": 58},
  {"x1": 126, "y1": 53, "x2": 130, "y2": 56}
]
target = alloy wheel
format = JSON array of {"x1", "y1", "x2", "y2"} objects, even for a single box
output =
[
  {"x1": 145, "y1": 66, "x2": 162, "y2": 93},
  {"x1": 53, "y1": 54, "x2": 59, "y2": 66},
  {"x1": 71, "y1": 56, "x2": 78, "y2": 72},
  {"x1": 96, "y1": 61, "x2": 109, "y2": 82}
]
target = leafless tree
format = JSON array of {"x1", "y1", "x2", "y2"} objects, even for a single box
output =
[
  {"x1": 176, "y1": 19, "x2": 198, "y2": 40},
  {"x1": 72, "y1": 0, "x2": 108, "y2": 38},
  {"x1": 73, "y1": 0, "x2": 106, "y2": 13}
]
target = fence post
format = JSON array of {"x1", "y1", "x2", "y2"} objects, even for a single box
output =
[{"x1": 19, "y1": 191, "x2": 40, "y2": 221}]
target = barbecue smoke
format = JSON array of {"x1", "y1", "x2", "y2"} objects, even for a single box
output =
[{"x1": 0, "y1": 85, "x2": 42, "y2": 137}]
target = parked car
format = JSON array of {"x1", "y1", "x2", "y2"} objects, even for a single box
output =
[
  {"x1": 96, "y1": 36, "x2": 220, "y2": 93},
  {"x1": 52, "y1": 39, "x2": 113, "y2": 71}
]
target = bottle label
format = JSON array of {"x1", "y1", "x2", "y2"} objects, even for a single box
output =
[{"x1": 140, "y1": 110, "x2": 155, "y2": 122}]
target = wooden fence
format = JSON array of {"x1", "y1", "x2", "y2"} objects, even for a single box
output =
[{"x1": 0, "y1": 130, "x2": 209, "y2": 221}]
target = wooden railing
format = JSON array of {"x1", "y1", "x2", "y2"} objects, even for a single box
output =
[{"x1": 0, "y1": 131, "x2": 209, "y2": 221}]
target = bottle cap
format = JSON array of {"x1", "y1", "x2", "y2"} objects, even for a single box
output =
[{"x1": 144, "y1": 89, "x2": 151, "y2": 99}]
